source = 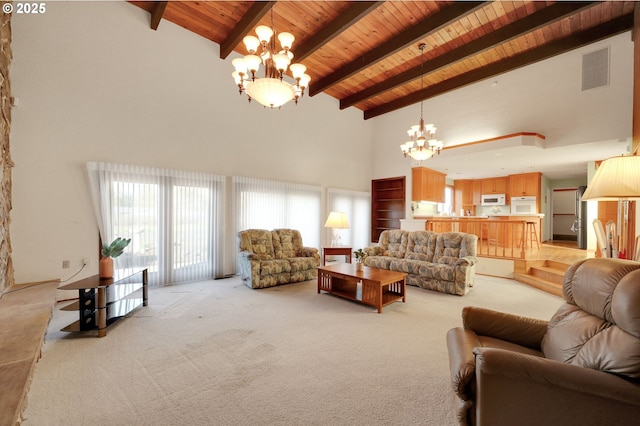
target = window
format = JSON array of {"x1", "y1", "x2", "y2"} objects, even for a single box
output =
[
  {"x1": 326, "y1": 188, "x2": 371, "y2": 248},
  {"x1": 87, "y1": 162, "x2": 224, "y2": 286},
  {"x1": 232, "y1": 177, "x2": 322, "y2": 269}
]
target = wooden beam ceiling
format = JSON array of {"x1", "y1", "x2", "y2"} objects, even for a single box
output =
[
  {"x1": 340, "y1": 1, "x2": 597, "y2": 110},
  {"x1": 293, "y1": 1, "x2": 384, "y2": 62},
  {"x1": 128, "y1": 1, "x2": 635, "y2": 120},
  {"x1": 219, "y1": 1, "x2": 276, "y2": 60},
  {"x1": 310, "y1": 1, "x2": 488, "y2": 96},
  {"x1": 365, "y1": 12, "x2": 635, "y2": 119},
  {"x1": 150, "y1": 1, "x2": 168, "y2": 31}
]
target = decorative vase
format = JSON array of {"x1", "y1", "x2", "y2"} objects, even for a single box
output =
[
  {"x1": 356, "y1": 262, "x2": 364, "y2": 272},
  {"x1": 99, "y1": 257, "x2": 114, "y2": 279}
]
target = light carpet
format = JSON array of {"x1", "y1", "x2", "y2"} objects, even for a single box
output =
[{"x1": 22, "y1": 274, "x2": 563, "y2": 426}]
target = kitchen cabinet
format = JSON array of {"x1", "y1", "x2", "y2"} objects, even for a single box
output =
[
  {"x1": 481, "y1": 177, "x2": 507, "y2": 194},
  {"x1": 412, "y1": 166, "x2": 446, "y2": 203},
  {"x1": 430, "y1": 221, "x2": 453, "y2": 233},
  {"x1": 509, "y1": 172, "x2": 541, "y2": 197},
  {"x1": 454, "y1": 180, "x2": 471, "y2": 212},
  {"x1": 472, "y1": 180, "x2": 482, "y2": 205},
  {"x1": 371, "y1": 176, "x2": 405, "y2": 243}
]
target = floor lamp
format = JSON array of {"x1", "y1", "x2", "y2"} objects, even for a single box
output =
[
  {"x1": 324, "y1": 211, "x2": 349, "y2": 247},
  {"x1": 582, "y1": 154, "x2": 640, "y2": 259}
]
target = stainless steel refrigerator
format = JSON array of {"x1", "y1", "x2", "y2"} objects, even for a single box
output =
[{"x1": 575, "y1": 186, "x2": 587, "y2": 249}]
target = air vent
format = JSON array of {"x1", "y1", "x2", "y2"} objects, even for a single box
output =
[{"x1": 582, "y1": 47, "x2": 609, "y2": 91}]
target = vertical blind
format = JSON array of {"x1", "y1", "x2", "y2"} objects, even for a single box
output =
[
  {"x1": 326, "y1": 188, "x2": 371, "y2": 248},
  {"x1": 232, "y1": 176, "x2": 322, "y2": 249},
  {"x1": 87, "y1": 162, "x2": 224, "y2": 286}
]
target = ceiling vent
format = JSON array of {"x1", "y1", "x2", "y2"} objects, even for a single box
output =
[{"x1": 582, "y1": 47, "x2": 610, "y2": 91}]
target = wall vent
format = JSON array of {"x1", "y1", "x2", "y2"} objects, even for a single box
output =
[{"x1": 581, "y1": 47, "x2": 609, "y2": 91}]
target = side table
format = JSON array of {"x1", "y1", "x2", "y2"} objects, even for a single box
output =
[
  {"x1": 321, "y1": 246, "x2": 352, "y2": 266},
  {"x1": 59, "y1": 269, "x2": 148, "y2": 337}
]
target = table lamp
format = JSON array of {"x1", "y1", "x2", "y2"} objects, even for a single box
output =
[
  {"x1": 582, "y1": 154, "x2": 640, "y2": 259},
  {"x1": 324, "y1": 211, "x2": 349, "y2": 247}
]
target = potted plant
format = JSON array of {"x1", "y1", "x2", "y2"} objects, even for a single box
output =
[
  {"x1": 99, "y1": 237, "x2": 131, "y2": 279},
  {"x1": 354, "y1": 248, "x2": 366, "y2": 272}
]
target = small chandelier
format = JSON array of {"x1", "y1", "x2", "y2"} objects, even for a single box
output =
[
  {"x1": 231, "y1": 10, "x2": 311, "y2": 109},
  {"x1": 400, "y1": 43, "x2": 444, "y2": 161}
]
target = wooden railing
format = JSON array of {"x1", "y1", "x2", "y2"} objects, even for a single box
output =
[{"x1": 426, "y1": 219, "x2": 530, "y2": 259}]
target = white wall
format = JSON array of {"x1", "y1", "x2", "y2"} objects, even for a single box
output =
[{"x1": 10, "y1": 2, "x2": 373, "y2": 284}]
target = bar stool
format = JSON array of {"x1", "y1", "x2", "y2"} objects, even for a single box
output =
[{"x1": 522, "y1": 221, "x2": 540, "y2": 249}]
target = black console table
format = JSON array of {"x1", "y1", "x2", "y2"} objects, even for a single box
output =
[{"x1": 59, "y1": 269, "x2": 148, "y2": 337}]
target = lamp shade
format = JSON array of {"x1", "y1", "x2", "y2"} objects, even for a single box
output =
[
  {"x1": 324, "y1": 211, "x2": 349, "y2": 229},
  {"x1": 582, "y1": 155, "x2": 640, "y2": 201}
]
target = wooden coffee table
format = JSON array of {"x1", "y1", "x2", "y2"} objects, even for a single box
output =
[{"x1": 317, "y1": 263, "x2": 407, "y2": 313}]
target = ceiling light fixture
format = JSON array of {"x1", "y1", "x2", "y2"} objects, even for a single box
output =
[
  {"x1": 401, "y1": 43, "x2": 444, "y2": 162},
  {"x1": 231, "y1": 9, "x2": 311, "y2": 109}
]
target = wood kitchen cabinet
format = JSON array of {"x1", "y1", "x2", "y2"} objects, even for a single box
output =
[
  {"x1": 412, "y1": 166, "x2": 446, "y2": 203},
  {"x1": 481, "y1": 177, "x2": 508, "y2": 194},
  {"x1": 454, "y1": 179, "x2": 477, "y2": 214},
  {"x1": 509, "y1": 172, "x2": 541, "y2": 197},
  {"x1": 472, "y1": 180, "x2": 482, "y2": 204}
]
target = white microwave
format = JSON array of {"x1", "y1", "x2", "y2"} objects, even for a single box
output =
[{"x1": 481, "y1": 194, "x2": 506, "y2": 206}]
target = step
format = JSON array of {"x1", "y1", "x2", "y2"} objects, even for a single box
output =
[
  {"x1": 529, "y1": 265, "x2": 565, "y2": 285},
  {"x1": 513, "y1": 273, "x2": 563, "y2": 297}
]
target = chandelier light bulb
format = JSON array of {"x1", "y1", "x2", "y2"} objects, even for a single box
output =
[
  {"x1": 290, "y1": 63, "x2": 306, "y2": 79},
  {"x1": 299, "y1": 73, "x2": 311, "y2": 88},
  {"x1": 255, "y1": 25, "x2": 273, "y2": 44},
  {"x1": 232, "y1": 57, "x2": 247, "y2": 74},
  {"x1": 243, "y1": 55, "x2": 262, "y2": 76},
  {"x1": 242, "y1": 35, "x2": 260, "y2": 54},
  {"x1": 231, "y1": 71, "x2": 243, "y2": 86},
  {"x1": 272, "y1": 53, "x2": 291, "y2": 74},
  {"x1": 278, "y1": 32, "x2": 295, "y2": 50}
]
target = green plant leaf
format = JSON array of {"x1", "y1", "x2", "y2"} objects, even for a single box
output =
[{"x1": 102, "y1": 237, "x2": 131, "y2": 258}]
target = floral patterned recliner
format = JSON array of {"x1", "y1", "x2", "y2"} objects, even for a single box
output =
[
  {"x1": 364, "y1": 229, "x2": 478, "y2": 296},
  {"x1": 238, "y1": 228, "x2": 320, "y2": 289}
]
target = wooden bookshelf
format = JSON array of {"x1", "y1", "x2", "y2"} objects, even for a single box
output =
[{"x1": 371, "y1": 176, "x2": 405, "y2": 243}]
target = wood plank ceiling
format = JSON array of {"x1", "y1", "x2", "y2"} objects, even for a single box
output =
[{"x1": 130, "y1": 1, "x2": 635, "y2": 120}]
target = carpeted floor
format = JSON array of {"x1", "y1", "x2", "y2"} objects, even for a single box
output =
[{"x1": 22, "y1": 274, "x2": 563, "y2": 425}]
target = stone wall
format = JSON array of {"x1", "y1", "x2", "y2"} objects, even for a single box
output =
[{"x1": 0, "y1": 10, "x2": 13, "y2": 292}]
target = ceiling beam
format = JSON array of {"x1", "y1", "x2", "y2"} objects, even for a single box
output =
[
  {"x1": 150, "y1": 1, "x2": 168, "y2": 31},
  {"x1": 364, "y1": 13, "x2": 634, "y2": 120},
  {"x1": 309, "y1": 1, "x2": 487, "y2": 97},
  {"x1": 340, "y1": 2, "x2": 596, "y2": 110},
  {"x1": 294, "y1": 1, "x2": 384, "y2": 62},
  {"x1": 219, "y1": 1, "x2": 276, "y2": 59}
]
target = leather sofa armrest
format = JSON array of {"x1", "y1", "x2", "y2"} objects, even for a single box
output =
[
  {"x1": 446, "y1": 327, "x2": 481, "y2": 401},
  {"x1": 474, "y1": 347, "x2": 640, "y2": 425},
  {"x1": 462, "y1": 306, "x2": 548, "y2": 350}
]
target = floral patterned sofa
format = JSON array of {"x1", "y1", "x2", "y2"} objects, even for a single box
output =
[
  {"x1": 363, "y1": 229, "x2": 478, "y2": 296},
  {"x1": 238, "y1": 228, "x2": 320, "y2": 289}
]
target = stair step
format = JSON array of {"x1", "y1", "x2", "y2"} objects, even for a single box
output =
[
  {"x1": 529, "y1": 265, "x2": 565, "y2": 285},
  {"x1": 513, "y1": 273, "x2": 563, "y2": 297},
  {"x1": 543, "y1": 260, "x2": 571, "y2": 272}
]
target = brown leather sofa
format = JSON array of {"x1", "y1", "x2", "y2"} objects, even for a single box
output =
[{"x1": 446, "y1": 258, "x2": 640, "y2": 426}]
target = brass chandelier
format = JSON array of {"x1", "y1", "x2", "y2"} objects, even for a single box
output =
[
  {"x1": 400, "y1": 43, "x2": 444, "y2": 161},
  {"x1": 231, "y1": 10, "x2": 311, "y2": 109}
]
